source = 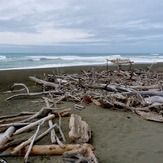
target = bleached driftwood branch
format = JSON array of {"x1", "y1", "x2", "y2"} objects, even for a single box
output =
[
  {"x1": 0, "y1": 127, "x2": 15, "y2": 146},
  {"x1": 14, "y1": 114, "x2": 55, "y2": 135}
]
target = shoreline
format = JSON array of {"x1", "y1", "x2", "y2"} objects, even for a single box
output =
[
  {"x1": 0, "y1": 62, "x2": 163, "y2": 86},
  {"x1": 0, "y1": 61, "x2": 162, "y2": 71}
]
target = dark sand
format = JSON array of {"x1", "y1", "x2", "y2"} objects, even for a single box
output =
[{"x1": 0, "y1": 63, "x2": 163, "y2": 163}]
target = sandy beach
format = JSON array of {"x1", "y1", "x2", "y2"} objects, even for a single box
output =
[{"x1": 0, "y1": 63, "x2": 163, "y2": 163}]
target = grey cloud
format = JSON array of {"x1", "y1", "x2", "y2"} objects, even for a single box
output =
[{"x1": 0, "y1": 0, "x2": 163, "y2": 52}]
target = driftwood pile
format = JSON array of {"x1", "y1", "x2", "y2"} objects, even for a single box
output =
[
  {"x1": 5, "y1": 65, "x2": 163, "y2": 124},
  {"x1": 0, "y1": 106, "x2": 97, "y2": 162},
  {"x1": 22, "y1": 66, "x2": 162, "y2": 122},
  {"x1": 1, "y1": 64, "x2": 163, "y2": 162},
  {"x1": 0, "y1": 107, "x2": 98, "y2": 163}
]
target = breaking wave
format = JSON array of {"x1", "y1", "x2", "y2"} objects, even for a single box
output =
[
  {"x1": 0, "y1": 55, "x2": 7, "y2": 60},
  {"x1": 0, "y1": 53, "x2": 162, "y2": 70}
]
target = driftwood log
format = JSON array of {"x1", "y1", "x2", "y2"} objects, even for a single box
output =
[
  {"x1": 0, "y1": 112, "x2": 35, "y2": 120},
  {"x1": 29, "y1": 76, "x2": 58, "y2": 88},
  {"x1": 0, "y1": 127, "x2": 15, "y2": 146},
  {"x1": 0, "y1": 115, "x2": 31, "y2": 124},
  {"x1": 0, "y1": 139, "x2": 26, "y2": 153},
  {"x1": 135, "y1": 110, "x2": 163, "y2": 122},
  {"x1": 2, "y1": 143, "x2": 95, "y2": 156},
  {"x1": 21, "y1": 107, "x2": 52, "y2": 123},
  {"x1": 1, "y1": 143, "x2": 98, "y2": 163}
]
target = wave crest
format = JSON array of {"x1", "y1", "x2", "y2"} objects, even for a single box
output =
[{"x1": 0, "y1": 55, "x2": 7, "y2": 60}]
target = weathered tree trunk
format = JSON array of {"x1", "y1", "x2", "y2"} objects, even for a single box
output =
[
  {"x1": 69, "y1": 114, "x2": 91, "y2": 143},
  {"x1": 5, "y1": 144, "x2": 81, "y2": 155},
  {"x1": 3, "y1": 143, "x2": 98, "y2": 163}
]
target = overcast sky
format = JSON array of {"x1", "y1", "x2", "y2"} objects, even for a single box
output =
[{"x1": 0, "y1": 0, "x2": 163, "y2": 53}]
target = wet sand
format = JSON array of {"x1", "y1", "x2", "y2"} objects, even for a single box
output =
[{"x1": 0, "y1": 63, "x2": 163, "y2": 163}]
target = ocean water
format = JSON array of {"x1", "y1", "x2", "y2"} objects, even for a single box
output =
[{"x1": 0, "y1": 53, "x2": 163, "y2": 70}]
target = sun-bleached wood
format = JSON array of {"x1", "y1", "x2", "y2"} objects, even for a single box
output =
[{"x1": 69, "y1": 114, "x2": 91, "y2": 143}]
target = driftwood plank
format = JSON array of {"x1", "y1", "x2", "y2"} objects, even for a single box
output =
[{"x1": 29, "y1": 76, "x2": 58, "y2": 88}]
